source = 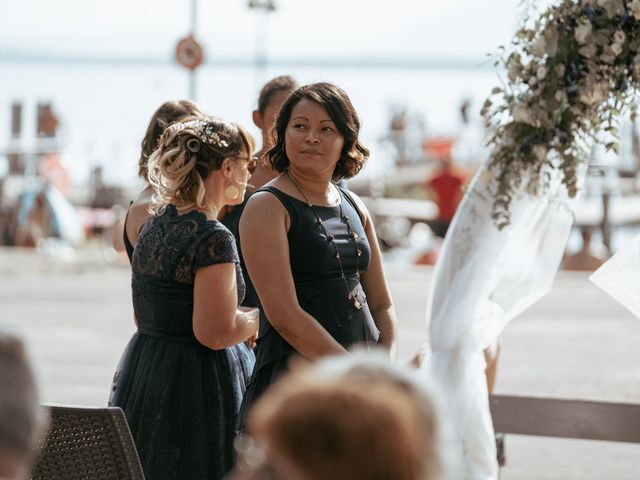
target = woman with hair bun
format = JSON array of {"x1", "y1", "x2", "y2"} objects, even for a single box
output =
[
  {"x1": 110, "y1": 116, "x2": 259, "y2": 480},
  {"x1": 118, "y1": 100, "x2": 204, "y2": 259}
]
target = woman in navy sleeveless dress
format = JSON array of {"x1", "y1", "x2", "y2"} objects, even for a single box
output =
[
  {"x1": 110, "y1": 116, "x2": 258, "y2": 480},
  {"x1": 238, "y1": 83, "x2": 398, "y2": 424}
]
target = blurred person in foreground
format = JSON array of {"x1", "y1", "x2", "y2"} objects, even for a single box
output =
[
  {"x1": 109, "y1": 117, "x2": 259, "y2": 480},
  {"x1": 221, "y1": 75, "x2": 299, "y2": 308},
  {"x1": 0, "y1": 333, "x2": 47, "y2": 480},
  {"x1": 238, "y1": 82, "x2": 397, "y2": 423},
  {"x1": 231, "y1": 351, "x2": 450, "y2": 480}
]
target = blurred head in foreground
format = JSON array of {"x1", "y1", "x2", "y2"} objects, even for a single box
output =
[
  {"x1": 233, "y1": 351, "x2": 446, "y2": 480},
  {"x1": 0, "y1": 333, "x2": 46, "y2": 480}
]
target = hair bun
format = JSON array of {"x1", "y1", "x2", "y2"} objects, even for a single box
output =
[{"x1": 186, "y1": 138, "x2": 201, "y2": 153}]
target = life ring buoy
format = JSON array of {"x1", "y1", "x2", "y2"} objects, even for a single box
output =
[{"x1": 175, "y1": 36, "x2": 204, "y2": 71}]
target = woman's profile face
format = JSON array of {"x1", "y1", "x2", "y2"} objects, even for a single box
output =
[
  {"x1": 284, "y1": 98, "x2": 344, "y2": 176},
  {"x1": 261, "y1": 90, "x2": 291, "y2": 140}
]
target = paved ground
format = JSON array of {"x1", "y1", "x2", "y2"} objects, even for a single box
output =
[{"x1": 1, "y1": 245, "x2": 640, "y2": 479}]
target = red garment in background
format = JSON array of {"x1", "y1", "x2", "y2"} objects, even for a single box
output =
[{"x1": 427, "y1": 171, "x2": 465, "y2": 222}]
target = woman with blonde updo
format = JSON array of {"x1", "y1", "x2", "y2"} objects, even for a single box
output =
[{"x1": 110, "y1": 116, "x2": 259, "y2": 480}]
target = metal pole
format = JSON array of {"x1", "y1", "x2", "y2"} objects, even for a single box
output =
[
  {"x1": 249, "y1": 1, "x2": 276, "y2": 89},
  {"x1": 189, "y1": 0, "x2": 198, "y2": 101}
]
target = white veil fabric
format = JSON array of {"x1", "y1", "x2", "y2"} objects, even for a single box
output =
[
  {"x1": 590, "y1": 233, "x2": 640, "y2": 319},
  {"x1": 419, "y1": 164, "x2": 575, "y2": 479}
]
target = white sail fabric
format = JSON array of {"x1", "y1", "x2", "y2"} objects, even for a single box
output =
[
  {"x1": 420, "y1": 165, "x2": 574, "y2": 479},
  {"x1": 590, "y1": 233, "x2": 640, "y2": 320}
]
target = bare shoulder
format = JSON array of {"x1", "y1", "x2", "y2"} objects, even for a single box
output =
[
  {"x1": 242, "y1": 189, "x2": 289, "y2": 232},
  {"x1": 245, "y1": 190, "x2": 286, "y2": 216}
]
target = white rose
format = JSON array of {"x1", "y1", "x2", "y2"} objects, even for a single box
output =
[
  {"x1": 536, "y1": 65, "x2": 548, "y2": 80},
  {"x1": 512, "y1": 103, "x2": 536, "y2": 126},
  {"x1": 634, "y1": 54, "x2": 640, "y2": 76},
  {"x1": 600, "y1": 46, "x2": 617, "y2": 63},
  {"x1": 575, "y1": 20, "x2": 592, "y2": 44},
  {"x1": 506, "y1": 53, "x2": 522, "y2": 82},
  {"x1": 579, "y1": 43, "x2": 597, "y2": 58},
  {"x1": 630, "y1": 0, "x2": 640, "y2": 20},
  {"x1": 528, "y1": 75, "x2": 539, "y2": 87},
  {"x1": 614, "y1": 30, "x2": 626, "y2": 45},
  {"x1": 579, "y1": 83, "x2": 608, "y2": 106},
  {"x1": 532, "y1": 145, "x2": 548, "y2": 162},
  {"x1": 530, "y1": 36, "x2": 547, "y2": 57},
  {"x1": 611, "y1": 42, "x2": 623, "y2": 56},
  {"x1": 555, "y1": 91, "x2": 568, "y2": 104}
]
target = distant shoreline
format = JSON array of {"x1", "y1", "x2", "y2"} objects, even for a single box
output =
[{"x1": 0, "y1": 53, "x2": 494, "y2": 71}]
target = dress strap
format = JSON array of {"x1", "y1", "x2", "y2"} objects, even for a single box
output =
[
  {"x1": 122, "y1": 209, "x2": 135, "y2": 263},
  {"x1": 336, "y1": 186, "x2": 365, "y2": 224},
  {"x1": 255, "y1": 186, "x2": 300, "y2": 234}
]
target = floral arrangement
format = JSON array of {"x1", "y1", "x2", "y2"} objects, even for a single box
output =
[{"x1": 481, "y1": 0, "x2": 640, "y2": 228}]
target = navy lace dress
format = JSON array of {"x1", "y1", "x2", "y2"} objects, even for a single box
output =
[{"x1": 110, "y1": 205, "x2": 254, "y2": 480}]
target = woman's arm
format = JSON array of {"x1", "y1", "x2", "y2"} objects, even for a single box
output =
[
  {"x1": 193, "y1": 262, "x2": 258, "y2": 350},
  {"x1": 351, "y1": 192, "x2": 398, "y2": 359},
  {"x1": 240, "y1": 192, "x2": 347, "y2": 360}
]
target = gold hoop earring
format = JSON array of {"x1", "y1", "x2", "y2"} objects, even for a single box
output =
[{"x1": 225, "y1": 185, "x2": 240, "y2": 200}]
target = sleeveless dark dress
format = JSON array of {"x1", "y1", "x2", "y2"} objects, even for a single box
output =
[
  {"x1": 238, "y1": 186, "x2": 380, "y2": 424},
  {"x1": 110, "y1": 205, "x2": 255, "y2": 480},
  {"x1": 220, "y1": 199, "x2": 259, "y2": 308}
]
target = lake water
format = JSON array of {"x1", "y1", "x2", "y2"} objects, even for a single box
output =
[{"x1": 0, "y1": 61, "x2": 499, "y2": 186}]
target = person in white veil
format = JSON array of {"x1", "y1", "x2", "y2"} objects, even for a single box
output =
[{"x1": 419, "y1": 162, "x2": 576, "y2": 479}]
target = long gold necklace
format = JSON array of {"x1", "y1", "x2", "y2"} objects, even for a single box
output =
[{"x1": 286, "y1": 172, "x2": 363, "y2": 310}]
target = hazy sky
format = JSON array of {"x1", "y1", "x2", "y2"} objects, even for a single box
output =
[{"x1": 2, "y1": 0, "x2": 529, "y2": 62}]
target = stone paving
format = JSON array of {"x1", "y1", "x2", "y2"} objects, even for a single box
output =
[{"x1": 1, "y1": 245, "x2": 639, "y2": 479}]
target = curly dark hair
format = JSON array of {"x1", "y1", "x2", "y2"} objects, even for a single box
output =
[
  {"x1": 267, "y1": 82, "x2": 369, "y2": 181},
  {"x1": 138, "y1": 100, "x2": 204, "y2": 181}
]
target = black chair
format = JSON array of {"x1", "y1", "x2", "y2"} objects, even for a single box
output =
[{"x1": 31, "y1": 405, "x2": 144, "y2": 480}]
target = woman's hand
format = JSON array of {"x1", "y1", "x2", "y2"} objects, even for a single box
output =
[
  {"x1": 351, "y1": 192, "x2": 399, "y2": 360},
  {"x1": 238, "y1": 307, "x2": 259, "y2": 348}
]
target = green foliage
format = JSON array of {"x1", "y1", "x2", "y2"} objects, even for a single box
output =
[{"x1": 483, "y1": 0, "x2": 640, "y2": 228}]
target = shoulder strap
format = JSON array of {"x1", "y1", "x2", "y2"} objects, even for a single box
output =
[
  {"x1": 255, "y1": 186, "x2": 299, "y2": 233},
  {"x1": 122, "y1": 210, "x2": 135, "y2": 263},
  {"x1": 337, "y1": 186, "x2": 365, "y2": 224}
]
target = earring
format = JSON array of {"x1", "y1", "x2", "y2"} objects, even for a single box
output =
[{"x1": 225, "y1": 185, "x2": 240, "y2": 200}]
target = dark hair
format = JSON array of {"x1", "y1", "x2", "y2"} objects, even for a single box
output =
[
  {"x1": 139, "y1": 100, "x2": 204, "y2": 181},
  {"x1": 267, "y1": 82, "x2": 369, "y2": 181},
  {"x1": 147, "y1": 116, "x2": 255, "y2": 214},
  {"x1": 257, "y1": 75, "x2": 298, "y2": 115}
]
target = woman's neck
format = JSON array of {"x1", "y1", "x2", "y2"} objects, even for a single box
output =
[
  {"x1": 176, "y1": 202, "x2": 219, "y2": 221},
  {"x1": 286, "y1": 170, "x2": 338, "y2": 205}
]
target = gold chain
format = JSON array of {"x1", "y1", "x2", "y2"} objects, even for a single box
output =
[{"x1": 286, "y1": 172, "x2": 362, "y2": 309}]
